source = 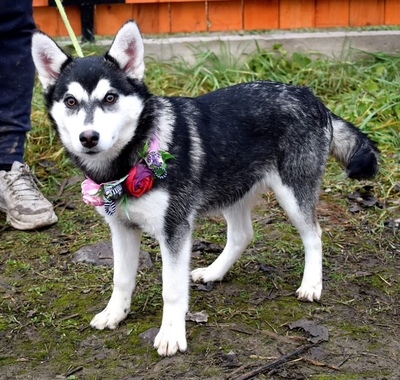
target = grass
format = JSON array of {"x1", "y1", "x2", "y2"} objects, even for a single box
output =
[
  {"x1": 1, "y1": 44, "x2": 399, "y2": 378},
  {"x1": 143, "y1": 46, "x2": 400, "y2": 212},
  {"x1": 27, "y1": 44, "x2": 399, "y2": 189}
]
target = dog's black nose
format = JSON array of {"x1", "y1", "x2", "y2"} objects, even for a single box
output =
[{"x1": 79, "y1": 130, "x2": 99, "y2": 148}]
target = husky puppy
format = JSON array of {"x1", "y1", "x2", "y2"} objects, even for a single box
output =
[{"x1": 32, "y1": 21, "x2": 378, "y2": 356}]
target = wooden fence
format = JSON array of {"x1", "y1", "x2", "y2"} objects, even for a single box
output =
[{"x1": 33, "y1": 0, "x2": 400, "y2": 37}]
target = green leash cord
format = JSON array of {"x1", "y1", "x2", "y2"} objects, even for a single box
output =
[{"x1": 54, "y1": 0, "x2": 84, "y2": 58}]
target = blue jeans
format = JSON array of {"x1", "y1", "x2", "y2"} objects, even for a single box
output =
[{"x1": 0, "y1": 0, "x2": 36, "y2": 168}]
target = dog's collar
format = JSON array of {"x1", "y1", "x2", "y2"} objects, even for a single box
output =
[{"x1": 81, "y1": 136, "x2": 174, "y2": 216}]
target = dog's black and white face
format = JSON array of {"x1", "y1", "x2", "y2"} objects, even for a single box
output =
[{"x1": 32, "y1": 22, "x2": 147, "y2": 172}]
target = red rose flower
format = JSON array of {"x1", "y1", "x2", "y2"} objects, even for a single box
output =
[{"x1": 125, "y1": 163, "x2": 154, "y2": 198}]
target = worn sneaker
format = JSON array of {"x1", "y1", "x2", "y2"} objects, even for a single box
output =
[{"x1": 0, "y1": 161, "x2": 58, "y2": 230}]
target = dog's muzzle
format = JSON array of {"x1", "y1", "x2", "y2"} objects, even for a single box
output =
[{"x1": 80, "y1": 130, "x2": 99, "y2": 149}]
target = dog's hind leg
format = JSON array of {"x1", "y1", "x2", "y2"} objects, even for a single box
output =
[
  {"x1": 191, "y1": 197, "x2": 254, "y2": 283},
  {"x1": 90, "y1": 221, "x2": 142, "y2": 330},
  {"x1": 270, "y1": 178, "x2": 323, "y2": 302}
]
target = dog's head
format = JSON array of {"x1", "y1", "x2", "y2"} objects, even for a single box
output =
[{"x1": 32, "y1": 21, "x2": 149, "y2": 169}]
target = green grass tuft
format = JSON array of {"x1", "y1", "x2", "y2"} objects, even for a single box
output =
[{"x1": 27, "y1": 45, "x2": 399, "y2": 210}]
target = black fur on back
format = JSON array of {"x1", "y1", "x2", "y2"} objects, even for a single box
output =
[{"x1": 45, "y1": 56, "x2": 378, "y2": 216}]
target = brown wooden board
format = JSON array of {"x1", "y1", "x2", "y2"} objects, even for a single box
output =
[
  {"x1": 316, "y1": 0, "x2": 350, "y2": 28},
  {"x1": 170, "y1": 2, "x2": 207, "y2": 33},
  {"x1": 349, "y1": 0, "x2": 385, "y2": 26},
  {"x1": 243, "y1": 0, "x2": 280, "y2": 30},
  {"x1": 33, "y1": 0, "x2": 399, "y2": 36},
  {"x1": 280, "y1": 0, "x2": 316, "y2": 29},
  {"x1": 208, "y1": 0, "x2": 243, "y2": 31}
]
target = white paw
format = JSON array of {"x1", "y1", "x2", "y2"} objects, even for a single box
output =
[
  {"x1": 296, "y1": 281, "x2": 322, "y2": 302},
  {"x1": 153, "y1": 323, "x2": 187, "y2": 356},
  {"x1": 90, "y1": 306, "x2": 129, "y2": 330},
  {"x1": 191, "y1": 267, "x2": 223, "y2": 283}
]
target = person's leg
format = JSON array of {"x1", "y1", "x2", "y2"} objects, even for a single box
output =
[
  {"x1": 0, "y1": 1, "x2": 36, "y2": 169},
  {"x1": 0, "y1": 1, "x2": 57, "y2": 230}
]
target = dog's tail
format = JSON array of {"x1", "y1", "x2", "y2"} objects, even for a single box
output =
[{"x1": 330, "y1": 114, "x2": 379, "y2": 180}]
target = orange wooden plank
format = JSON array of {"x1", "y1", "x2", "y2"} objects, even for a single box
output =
[
  {"x1": 133, "y1": 3, "x2": 170, "y2": 34},
  {"x1": 243, "y1": 0, "x2": 279, "y2": 30},
  {"x1": 170, "y1": 2, "x2": 207, "y2": 33},
  {"x1": 33, "y1": 0, "x2": 49, "y2": 6},
  {"x1": 349, "y1": 0, "x2": 385, "y2": 26},
  {"x1": 96, "y1": 4, "x2": 134, "y2": 36},
  {"x1": 33, "y1": 6, "x2": 59, "y2": 36},
  {"x1": 127, "y1": 0, "x2": 222, "y2": 3},
  {"x1": 207, "y1": 0, "x2": 243, "y2": 31},
  {"x1": 316, "y1": 0, "x2": 350, "y2": 27},
  {"x1": 58, "y1": 6, "x2": 82, "y2": 37},
  {"x1": 279, "y1": 0, "x2": 316, "y2": 29},
  {"x1": 384, "y1": 0, "x2": 400, "y2": 25}
]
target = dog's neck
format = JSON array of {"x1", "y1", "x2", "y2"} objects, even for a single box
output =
[
  {"x1": 80, "y1": 133, "x2": 174, "y2": 216},
  {"x1": 76, "y1": 136, "x2": 148, "y2": 184}
]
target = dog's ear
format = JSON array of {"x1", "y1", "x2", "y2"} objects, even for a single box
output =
[
  {"x1": 32, "y1": 31, "x2": 71, "y2": 90},
  {"x1": 106, "y1": 20, "x2": 145, "y2": 81}
]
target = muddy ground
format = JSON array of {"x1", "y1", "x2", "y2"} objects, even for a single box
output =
[{"x1": 1, "y1": 174, "x2": 399, "y2": 379}]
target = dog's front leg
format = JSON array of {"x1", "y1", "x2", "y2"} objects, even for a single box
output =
[
  {"x1": 90, "y1": 219, "x2": 142, "y2": 330},
  {"x1": 154, "y1": 226, "x2": 192, "y2": 356}
]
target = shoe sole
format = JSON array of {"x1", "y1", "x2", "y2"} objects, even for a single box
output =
[{"x1": 6, "y1": 213, "x2": 58, "y2": 231}]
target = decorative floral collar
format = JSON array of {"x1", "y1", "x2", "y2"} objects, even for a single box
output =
[{"x1": 81, "y1": 136, "x2": 174, "y2": 216}]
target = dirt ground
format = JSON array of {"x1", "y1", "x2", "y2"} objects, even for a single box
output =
[{"x1": 1, "y1": 178, "x2": 399, "y2": 379}]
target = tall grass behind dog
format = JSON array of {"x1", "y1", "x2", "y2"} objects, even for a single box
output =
[{"x1": 31, "y1": 21, "x2": 378, "y2": 356}]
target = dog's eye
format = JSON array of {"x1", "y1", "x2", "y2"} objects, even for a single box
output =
[
  {"x1": 104, "y1": 93, "x2": 118, "y2": 104},
  {"x1": 64, "y1": 96, "x2": 77, "y2": 108}
]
